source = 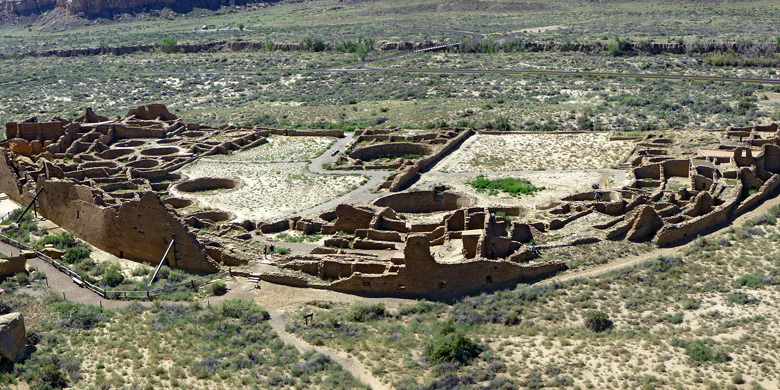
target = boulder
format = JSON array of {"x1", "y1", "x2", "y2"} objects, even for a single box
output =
[
  {"x1": 42, "y1": 246, "x2": 65, "y2": 259},
  {"x1": 8, "y1": 138, "x2": 32, "y2": 156},
  {"x1": 0, "y1": 256, "x2": 26, "y2": 276},
  {"x1": 0, "y1": 313, "x2": 26, "y2": 363}
]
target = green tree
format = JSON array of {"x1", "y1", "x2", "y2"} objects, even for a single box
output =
[
  {"x1": 264, "y1": 39, "x2": 274, "y2": 52},
  {"x1": 584, "y1": 310, "x2": 613, "y2": 332},
  {"x1": 238, "y1": 23, "x2": 245, "y2": 31},
  {"x1": 161, "y1": 37, "x2": 179, "y2": 54}
]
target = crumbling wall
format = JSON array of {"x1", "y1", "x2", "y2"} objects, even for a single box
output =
[
  {"x1": 33, "y1": 179, "x2": 219, "y2": 273},
  {"x1": 328, "y1": 234, "x2": 565, "y2": 297}
]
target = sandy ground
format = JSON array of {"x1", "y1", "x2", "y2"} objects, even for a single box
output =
[
  {"x1": 175, "y1": 161, "x2": 366, "y2": 221},
  {"x1": 414, "y1": 169, "x2": 627, "y2": 212},
  {"x1": 206, "y1": 135, "x2": 335, "y2": 162},
  {"x1": 435, "y1": 133, "x2": 636, "y2": 172}
]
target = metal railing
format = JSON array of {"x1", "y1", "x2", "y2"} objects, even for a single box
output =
[{"x1": 0, "y1": 233, "x2": 225, "y2": 301}]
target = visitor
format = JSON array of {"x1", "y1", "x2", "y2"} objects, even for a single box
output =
[
  {"x1": 269, "y1": 245, "x2": 275, "y2": 261},
  {"x1": 530, "y1": 240, "x2": 539, "y2": 255}
]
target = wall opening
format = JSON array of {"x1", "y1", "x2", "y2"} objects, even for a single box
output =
[
  {"x1": 119, "y1": 251, "x2": 124, "y2": 258},
  {"x1": 362, "y1": 281, "x2": 371, "y2": 287},
  {"x1": 439, "y1": 281, "x2": 447, "y2": 290},
  {"x1": 485, "y1": 275, "x2": 493, "y2": 284}
]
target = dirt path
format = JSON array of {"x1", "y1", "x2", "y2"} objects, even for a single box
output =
[
  {"x1": 298, "y1": 132, "x2": 393, "y2": 217},
  {"x1": 266, "y1": 307, "x2": 390, "y2": 390}
]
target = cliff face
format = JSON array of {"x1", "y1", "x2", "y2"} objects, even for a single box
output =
[
  {"x1": 2, "y1": 0, "x2": 56, "y2": 16},
  {"x1": 2, "y1": 0, "x2": 265, "y2": 17}
]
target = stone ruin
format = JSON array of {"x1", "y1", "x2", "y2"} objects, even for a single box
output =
[
  {"x1": 2, "y1": 105, "x2": 779, "y2": 297},
  {"x1": 0, "y1": 104, "x2": 341, "y2": 273}
]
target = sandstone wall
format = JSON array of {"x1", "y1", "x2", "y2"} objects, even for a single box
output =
[
  {"x1": 373, "y1": 191, "x2": 475, "y2": 213},
  {"x1": 28, "y1": 178, "x2": 219, "y2": 273}
]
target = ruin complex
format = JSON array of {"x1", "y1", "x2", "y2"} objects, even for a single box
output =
[{"x1": 2, "y1": 105, "x2": 779, "y2": 297}]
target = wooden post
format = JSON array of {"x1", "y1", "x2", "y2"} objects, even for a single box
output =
[
  {"x1": 62, "y1": 292, "x2": 65, "y2": 300},
  {"x1": 100, "y1": 300, "x2": 102, "y2": 309},
  {"x1": 304, "y1": 313, "x2": 313, "y2": 326}
]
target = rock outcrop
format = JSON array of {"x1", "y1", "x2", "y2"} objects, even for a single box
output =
[{"x1": 0, "y1": 313, "x2": 26, "y2": 363}]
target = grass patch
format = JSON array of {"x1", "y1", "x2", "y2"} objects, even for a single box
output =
[{"x1": 467, "y1": 175, "x2": 545, "y2": 197}]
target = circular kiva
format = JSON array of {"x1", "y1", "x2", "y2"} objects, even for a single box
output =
[
  {"x1": 164, "y1": 197, "x2": 195, "y2": 209},
  {"x1": 114, "y1": 139, "x2": 146, "y2": 148},
  {"x1": 96, "y1": 148, "x2": 135, "y2": 160},
  {"x1": 174, "y1": 177, "x2": 242, "y2": 193},
  {"x1": 156, "y1": 138, "x2": 182, "y2": 144},
  {"x1": 125, "y1": 159, "x2": 160, "y2": 168},
  {"x1": 348, "y1": 142, "x2": 430, "y2": 161},
  {"x1": 373, "y1": 190, "x2": 476, "y2": 213},
  {"x1": 188, "y1": 210, "x2": 235, "y2": 223},
  {"x1": 139, "y1": 146, "x2": 180, "y2": 156}
]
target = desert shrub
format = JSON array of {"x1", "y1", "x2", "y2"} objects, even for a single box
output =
[
  {"x1": 24, "y1": 358, "x2": 70, "y2": 390},
  {"x1": 35, "y1": 231, "x2": 78, "y2": 250},
  {"x1": 264, "y1": 39, "x2": 274, "y2": 52},
  {"x1": 219, "y1": 299, "x2": 269, "y2": 323},
  {"x1": 274, "y1": 246, "x2": 291, "y2": 255},
  {"x1": 50, "y1": 300, "x2": 109, "y2": 330},
  {"x1": 102, "y1": 268, "x2": 124, "y2": 288},
  {"x1": 677, "y1": 339, "x2": 730, "y2": 363},
  {"x1": 347, "y1": 302, "x2": 386, "y2": 322},
  {"x1": 398, "y1": 300, "x2": 441, "y2": 316},
  {"x1": 651, "y1": 256, "x2": 683, "y2": 272},
  {"x1": 734, "y1": 274, "x2": 764, "y2": 288},
  {"x1": 583, "y1": 310, "x2": 613, "y2": 332},
  {"x1": 577, "y1": 115, "x2": 594, "y2": 130},
  {"x1": 662, "y1": 312, "x2": 684, "y2": 324},
  {"x1": 210, "y1": 281, "x2": 228, "y2": 296},
  {"x1": 291, "y1": 351, "x2": 334, "y2": 377},
  {"x1": 683, "y1": 298, "x2": 701, "y2": 310},
  {"x1": 727, "y1": 292, "x2": 757, "y2": 305},
  {"x1": 63, "y1": 247, "x2": 91, "y2": 264},
  {"x1": 425, "y1": 321, "x2": 482, "y2": 365}
]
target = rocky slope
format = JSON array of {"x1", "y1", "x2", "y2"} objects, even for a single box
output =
[{"x1": 2, "y1": 0, "x2": 268, "y2": 18}]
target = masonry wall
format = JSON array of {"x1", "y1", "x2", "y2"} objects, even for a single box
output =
[{"x1": 30, "y1": 178, "x2": 219, "y2": 273}]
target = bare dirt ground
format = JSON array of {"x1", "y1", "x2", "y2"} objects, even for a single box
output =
[
  {"x1": 206, "y1": 135, "x2": 335, "y2": 162},
  {"x1": 174, "y1": 161, "x2": 367, "y2": 221},
  {"x1": 415, "y1": 168, "x2": 627, "y2": 212},
  {"x1": 434, "y1": 133, "x2": 636, "y2": 172}
]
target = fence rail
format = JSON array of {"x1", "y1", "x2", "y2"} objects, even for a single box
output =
[{"x1": 0, "y1": 233, "x2": 226, "y2": 301}]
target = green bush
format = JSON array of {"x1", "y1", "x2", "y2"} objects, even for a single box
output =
[
  {"x1": 264, "y1": 39, "x2": 274, "y2": 52},
  {"x1": 727, "y1": 292, "x2": 756, "y2": 305},
  {"x1": 63, "y1": 247, "x2": 91, "y2": 264},
  {"x1": 468, "y1": 175, "x2": 545, "y2": 197},
  {"x1": 734, "y1": 274, "x2": 764, "y2": 288},
  {"x1": 219, "y1": 299, "x2": 269, "y2": 322},
  {"x1": 210, "y1": 281, "x2": 228, "y2": 296},
  {"x1": 161, "y1": 37, "x2": 179, "y2": 53},
  {"x1": 347, "y1": 302, "x2": 386, "y2": 322},
  {"x1": 102, "y1": 268, "x2": 125, "y2": 288},
  {"x1": 35, "y1": 231, "x2": 78, "y2": 250},
  {"x1": 681, "y1": 340, "x2": 730, "y2": 363},
  {"x1": 50, "y1": 299, "x2": 109, "y2": 329},
  {"x1": 398, "y1": 300, "x2": 441, "y2": 316},
  {"x1": 425, "y1": 321, "x2": 482, "y2": 365},
  {"x1": 583, "y1": 310, "x2": 613, "y2": 332}
]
